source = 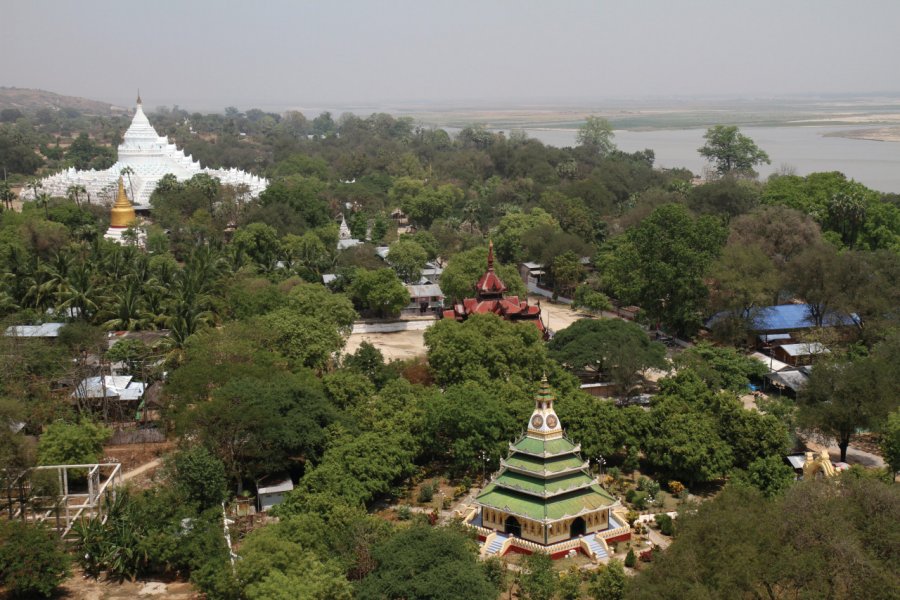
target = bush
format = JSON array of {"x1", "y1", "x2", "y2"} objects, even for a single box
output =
[
  {"x1": 417, "y1": 480, "x2": 436, "y2": 503},
  {"x1": 654, "y1": 513, "x2": 675, "y2": 536},
  {"x1": 624, "y1": 548, "x2": 637, "y2": 568},
  {"x1": 631, "y1": 490, "x2": 649, "y2": 510},
  {"x1": 171, "y1": 446, "x2": 228, "y2": 509},
  {"x1": 0, "y1": 521, "x2": 70, "y2": 598},
  {"x1": 37, "y1": 419, "x2": 111, "y2": 465},
  {"x1": 639, "y1": 549, "x2": 654, "y2": 562},
  {"x1": 668, "y1": 480, "x2": 685, "y2": 496},
  {"x1": 396, "y1": 505, "x2": 412, "y2": 520}
]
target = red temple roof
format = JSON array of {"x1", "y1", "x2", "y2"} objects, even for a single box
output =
[
  {"x1": 443, "y1": 242, "x2": 547, "y2": 338},
  {"x1": 475, "y1": 241, "x2": 507, "y2": 296}
]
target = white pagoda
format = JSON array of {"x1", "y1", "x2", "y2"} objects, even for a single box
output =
[{"x1": 20, "y1": 94, "x2": 268, "y2": 210}]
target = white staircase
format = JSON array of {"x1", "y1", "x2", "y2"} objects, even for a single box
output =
[
  {"x1": 584, "y1": 534, "x2": 608, "y2": 559},
  {"x1": 483, "y1": 533, "x2": 509, "y2": 556}
]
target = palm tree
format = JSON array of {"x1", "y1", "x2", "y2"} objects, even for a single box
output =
[
  {"x1": 57, "y1": 263, "x2": 101, "y2": 320},
  {"x1": 120, "y1": 166, "x2": 136, "y2": 202},
  {"x1": 37, "y1": 192, "x2": 51, "y2": 219},
  {"x1": 26, "y1": 178, "x2": 42, "y2": 201},
  {"x1": 66, "y1": 184, "x2": 87, "y2": 208},
  {"x1": 0, "y1": 180, "x2": 15, "y2": 211},
  {"x1": 101, "y1": 280, "x2": 154, "y2": 331}
]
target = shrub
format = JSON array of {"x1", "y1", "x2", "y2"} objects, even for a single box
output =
[
  {"x1": 607, "y1": 467, "x2": 622, "y2": 483},
  {"x1": 0, "y1": 521, "x2": 69, "y2": 598},
  {"x1": 668, "y1": 480, "x2": 685, "y2": 496},
  {"x1": 631, "y1": 490, "x2": 649, "y2": 510},
  {"x1": 654, "y1": 513, "x2": 675, "y2": 536},
  {"x1": 639, "y1": 549, "x2": 654, "y2": 562},
  {"x1": 396, "y1": 505, "x2": 412, "y2": 520},
  {"x1": 37, "y1": 419, "x2": 111, "y2": 465},
  {"x1": 171, "y1": 446, "x2": 228, "y2": 509},
  {"x1": 417, "y1": 480, "x2": 436, "y2": 503},
  {"x1": 624, "y1": 548, "x2": 637, "y2": 568}
]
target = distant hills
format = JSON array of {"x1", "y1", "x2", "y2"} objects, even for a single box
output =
[{"x1": 0, "y1": 87, "x2": 125, "y2": 116}]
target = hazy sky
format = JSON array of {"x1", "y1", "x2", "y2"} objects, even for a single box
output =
[{"x1": 4, "y1": 0, "x2": 900, "y2": 111}]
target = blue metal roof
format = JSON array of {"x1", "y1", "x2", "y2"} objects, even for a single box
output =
[{"x1": 707, "y1": 304, "x2": 858, "y2": 332}]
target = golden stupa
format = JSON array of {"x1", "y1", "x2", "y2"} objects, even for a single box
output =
[{"x1": 109, "y1": 177, "x2": 137, "y2": 228}]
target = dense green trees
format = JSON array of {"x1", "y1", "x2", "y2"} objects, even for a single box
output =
[
  {"x1": 0, "y1": 521, "x2": 69, "y2": 598},
  {"x1": 882, "y1": 409, "x2": 900, "y2": 477},
  {"x1": 423, "y1": 381, "x2": 530, "y2": 475},
  {"x1": 424, "y1": 313, "x2": 550, "y2": 387},
  {"x1": 387, "y1": 238, "x2": 428, "y2": 283},
  {"x1": 672, "y1": 342, "x2": 767, "y2": 392},
  {"x1": 798, "y1": 336, "x2": 900, "y2": 462},
  {"x1": 37, "y1": 420, "x2": 110, "y2": 465},
  {"x1": 548, "y1": 318, "x2": 666, "y2": 394},
  {"x1": 356, "y1": 525, "x2": 497, "y2": 600},
  {"x1": 599, "y1": 203, "x2": 726, "y2": 335},
  {"x1": 347, "y1": 268, "x2": 409, "y2": 317},
  {"x1": 628, "y1": 478, "x2": 900, "y2": 599},
  {"x1": 168, "y1": 446, "x2": 229, "y2": 509},
  {"x1": 187, "y1": 370, "x2": 336, "y2": 493}
]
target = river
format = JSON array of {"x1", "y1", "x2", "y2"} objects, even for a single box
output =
[{"x1": 447, "y1": 125, "x2": 900, "y2": 193}]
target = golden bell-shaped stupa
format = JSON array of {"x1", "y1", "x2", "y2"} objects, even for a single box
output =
[{"x1": 110, "y1": 177, "x2": 137, "y2": 228}]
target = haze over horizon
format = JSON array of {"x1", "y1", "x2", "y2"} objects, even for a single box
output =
[{"x1": 5, "y1": 0, "x2": 900, "y2": 112}]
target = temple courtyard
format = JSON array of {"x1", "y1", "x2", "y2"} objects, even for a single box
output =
[{"x1": 344, "y1": 297, "x2": 592, "y2": 361}]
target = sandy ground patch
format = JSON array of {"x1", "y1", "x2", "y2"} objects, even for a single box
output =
[
  {"x1": 344, "y1": 328, "x2": 430, "y2": 361},
  {"x1": 59, "y1": 570, "x2": 196, "y2": 600},
  {"x1": 825, "y1": 126, "x2": 900, "y2": 142},
  {"x1": 343, "y1": 299, "x2": 595, "y2": 361},
  {"x1": 533, "y1": 296, "x2": 597, "y2": 333}
]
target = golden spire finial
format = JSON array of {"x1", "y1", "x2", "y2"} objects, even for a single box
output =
[{"x1": 136, "y1": 89, "x2": 142, "y2": 105}]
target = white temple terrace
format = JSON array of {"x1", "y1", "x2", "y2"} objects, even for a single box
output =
[{"x1": 20, "y1": 95, "x2": 268, "y2": 209}]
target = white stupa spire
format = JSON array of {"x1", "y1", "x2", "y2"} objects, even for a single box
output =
[{"x1": 20, "y1": 93, "x2": 268, "y2": 208}]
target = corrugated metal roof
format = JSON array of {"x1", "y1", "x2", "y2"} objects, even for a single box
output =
[
  {"x1": 258, "y1": 476, "x2": 294, "y2": 495},
  {"x1": 72, "y1": 376, "x2": 146, "y2": 401},
  {"x1": 780, "y1": 342, "x2": 829, "y2": 357},
  {"x1": 707, "y1": 304, "x2": 858, "y2": 332},
  {"x1": 4, "y1": 323, "x2": 65, "y2": 338},
  {"x1": 406, "y1": 284, "x2": 443, "y2": 298},
  {"x1": 758, "y1": 333, "x2": 792, "y2": 343},
  {"x1": 766, "y1": 369, "x2": 811, "y2": 392}
]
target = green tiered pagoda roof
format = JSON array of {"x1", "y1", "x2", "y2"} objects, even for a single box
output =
[{"x1": 476, "y1": 377, "x2": 617, "y2": 523}]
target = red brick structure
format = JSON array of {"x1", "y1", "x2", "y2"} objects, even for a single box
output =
[{"x1": 443, "y1": 242, "x2": 548, "y2": 338}]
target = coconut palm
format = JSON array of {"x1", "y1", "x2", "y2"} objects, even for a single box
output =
[
  {"x1": 26, "y1": 178, "x2": 42, "y2": 201},
  {"x1": 57, "y1": 263, "x2": 101, "y2": 320},
  {"x1": 120, "y1": 166, "x2": 136, "y2": 202},
  {"x1": 101, "y1": 280, "x2": 154, "y2": 331},
  {"x1": 0, "y1": 180, "x2": 15, "y2": 211},
  {"x1": 66, "y1": 184, "x2": 87, "y2": 208},
  {"x1": 37, "y1": 192, "x2": 51, "y2": 219}
]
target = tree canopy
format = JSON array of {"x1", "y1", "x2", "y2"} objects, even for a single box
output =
[
  {"x1": 698, "y1": 125, "x2": 771, "y2": 177},
  {"x1": 548, "y1": 318, "x2": 666, "y2": 394}
]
